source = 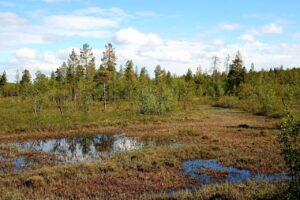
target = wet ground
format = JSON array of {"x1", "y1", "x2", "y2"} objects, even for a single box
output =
[
  {"x1": 0, "y1": 105, "x2": 292, "y2": 199},
  {"x1": 183, "y1": 159, "x2": 289, "y2": 185},
  {"x1": 0, "y1": 134, "x2": 177, "y2": 174}
]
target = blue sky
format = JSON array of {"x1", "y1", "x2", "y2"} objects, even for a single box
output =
[{"x1": 1, "y1": 0, "x2": 300, "y2": 80}]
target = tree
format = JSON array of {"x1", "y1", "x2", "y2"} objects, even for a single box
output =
[
  {"x1": 124, "y1": 60, "x2": 137, "y2": 103},
  {"x1": 250, "y1": 63, "x2": 255, "y2": 72},
  {"x1": 58, "y1": 62, "x2": 68, "y2": 82},
  {"x1": 101, "y1": 43, "x2": 117, "y2": 78},
  {"x1": 94, "y1": 66, "x2": 110, "y2": 111},
  {"x1": 0, "y1": 71, "x2": 7, "y2": 89},
  {"x1": 67, "y1": 49, "x2": 79, "y2": 101},
  {"x1": 125, "y1": 60, "x2": 136, "y2": 83},
  {"x1": 176, "y1": 78, "x2": 195, "y2": 110},
  {"x1": 20, "y1": 69, "x2": 32, "y2": 94},
  {"x1": 15, "y1": 70, "x2": 20, "y2": 84},
  {"x1": 20, "y1": 69, "x2": 31, "y2": 85},
  {"x1": 139, "y1": 67, "x2": 150, "y2": 85},
  {"x1": 227, "y1": 51, "x2": 246, "y2": 94},
  {"x1": 224, "y1": 54, "x2": 230, "y2": 74},
  {"x1": 154, "y1": 65, "x2": 165, "y2": 86},
  {"x1": 185, "y1": 68, "x2": 193, "y2": 82},
  {"x1": 80, "y1": 43, "x2": 96, "y2": 80},
  {"x1": 211, "y1": 56, "x2": 220, "y2": 74},
  {"x1": 27, "y1": 71, "x2": 49, "y2": 117},
  {"x1": 55, "y1": 68, "x2": 63, "y2": 83}
]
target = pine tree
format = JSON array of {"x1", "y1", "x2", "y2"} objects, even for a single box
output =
[
  {"x1": 125, "y1": 60, "x2": 136, "y2": 83},
  {"x1": 67, "y1": 49, "x2": 79, "y2": 101},
  {"x1": 80, "y1": 43, "x2": 95, "y2": 80},
  {"x1": 101, "y1": 43, "x2": 117, "y2": 79}
]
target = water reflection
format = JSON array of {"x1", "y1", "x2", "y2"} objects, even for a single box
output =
[
  {"x1": 12, "y1": 134, "x2": 164, "y2": 163},
  {"x1": 183, "y1": 159, "x2": 289, "y2": 185}
]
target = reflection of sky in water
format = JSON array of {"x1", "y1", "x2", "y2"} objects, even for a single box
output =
[
  {"x1": 14, "y1": 157, "x2": 27, "y2": 172},
  {"x1": 183, "y1": 159, "x2": 289, "y2": 185},
  {"x1": 12, "y1": 134, "x2": 159, "y2": 163}
]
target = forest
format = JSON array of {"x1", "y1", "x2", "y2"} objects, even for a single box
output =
[{"x1": 0, "y1": 43, "x2": 299, "y2": 119}]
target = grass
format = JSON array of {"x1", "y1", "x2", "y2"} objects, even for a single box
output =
[
  {"x1": 0, "y1": 96, "x2": 292, "y2": 199},
  {"x1": 143, "y1": 181, "x2": 288, "y2": 200},
  {"x1": 213, "y1": 95, "x2": 300, "y2": 119},
  {"x1": 0, "y1": 97, "x2": 194, "y2": 135}
]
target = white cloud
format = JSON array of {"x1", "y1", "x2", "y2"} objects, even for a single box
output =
[
  {"x1": 0, "y1": 8, "x2": 126, "y2": 50},
  {"x1": 16, "y1": 48, "x2": 37, "y2": 59},
  {"x1": 250, "y1": 23, "x2": 283, "y2": 35},
  {"x1": 44, "y1": 15, "x2": 118, "y2": 30},
  {"x1": 261, "y1": 23, "x2": 283, "y2": 34},
  {"x1": 3, "y1": 29, "x2": 300, "y2": 82},
  {"x1": 113, "y1": 28, "x2": 163, "y2": 46},
  {"x1": 212, "y1": 39, "x2": 225, "y2": 46},
  {"x1": 0, "y1": 12, "x2": 27, "y2": 27},
  {"x1": 218, "y1": 23, "x2": 240, "y2": 30},
  {"x1": 3, "y1": 47, "x2": 107, "y2": 79},
  {"x1": 73, "y1": 7, "x2": 128, "y2": 18},
  {"x1": 112, "y1": 28, "x2": 300, "y2": 76},
  {"x1": 239, "y1": 34, "x2": 256, "y2": 43}
]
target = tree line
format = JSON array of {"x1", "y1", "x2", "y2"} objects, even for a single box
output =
[{"x1": 0, "y1": 43, "x2": 299, "y2": 117}]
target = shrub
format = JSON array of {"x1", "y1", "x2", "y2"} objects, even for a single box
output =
[
  {"x1": 278, "y1": 111, "x2": 300, "y2": 199},
  {"x1": 135, "y1": 86, "x2": 175, "y2": 115}
]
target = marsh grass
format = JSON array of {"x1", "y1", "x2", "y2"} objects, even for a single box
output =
[{"x1": 0, "y1": 97, "x2": 293, "y2": 199}]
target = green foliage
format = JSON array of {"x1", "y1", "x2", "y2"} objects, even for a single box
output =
[
  {"x1": 125, "y1": 60, "x2": 136, "y2": 83},
  {"x1": 1, "y1": 83, "x2": 19, "y2": 97},
  {"x1": 175, "y1": 77, "x2": 195, "y2": 110},
  {"x1": 2, "y1": 44, "x2": 299, "y2": 119},
  {"x1": 135, "y1": 85, "x2": 176, "y2": 115},
  {"x1": 278, "y1": 111, "x2": 300, "y2": 199},
  {"x1": 101, "y1": 43, "x2": 117, "y2": 77},
  {"x1": 20, "y1": 69, "x2": 31, "y2": 94},
  {"x1": 227, "y1": 51, "x2": 246, "y2": 94},
  {"x1": 0, "y1": 71, "x2": 7, "y2": 88}
]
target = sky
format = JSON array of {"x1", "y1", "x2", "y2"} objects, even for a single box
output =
[{"x1": 1, "y1": 0, "x2": 300, "y2": 81}]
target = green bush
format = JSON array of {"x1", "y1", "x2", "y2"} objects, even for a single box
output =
[
  {"x1": 135, "y1": 86, "x2": 176, "y2": 115},
  {"x1": 278, "y1": 111, "x2": 300, "y2": 199}
]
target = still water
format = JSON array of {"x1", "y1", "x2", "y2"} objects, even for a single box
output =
[
  {"x1": 183, "y1": 159, "x2": 289, "y2": 185},
  {"x1": 11, "y1": 134, "x2": 173, "y2": 163}
]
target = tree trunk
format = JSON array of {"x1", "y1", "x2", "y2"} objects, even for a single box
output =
[
  {"x1": 55, "y1": 96, "x2": 63, "y2": 115},
  {"x1": 103, "y1": 82, "x2": 107, "y2": 111}
]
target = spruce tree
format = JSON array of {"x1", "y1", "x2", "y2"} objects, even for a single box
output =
[
  {"x1": 227, "y1": 51, "x2": 246, "y2": 94},
  {"x1": 0, "y1": 71, "x2": 7, "y2": 88},
  {"x1": 20, "y1": 69, "x2": 31, "y2": 87}
]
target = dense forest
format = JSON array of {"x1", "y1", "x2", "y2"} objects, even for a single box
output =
[{"x1": 0, "y1": 43, "x2": 299, "y2": 118}]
